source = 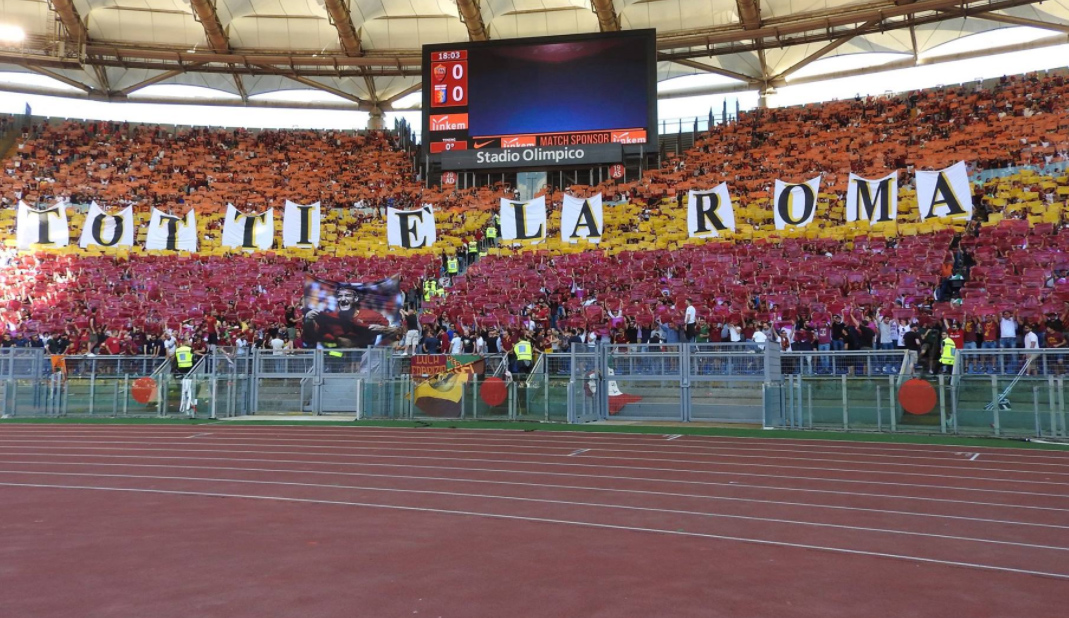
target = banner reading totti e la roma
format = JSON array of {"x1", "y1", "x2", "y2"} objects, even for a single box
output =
[{"x1": 14, "y1": 161, "x2": 977, "y2": 252}]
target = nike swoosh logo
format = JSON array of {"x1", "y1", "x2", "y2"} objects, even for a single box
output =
[{"x1": 474, "y1": 140, "x2": 495, "y2": 149}]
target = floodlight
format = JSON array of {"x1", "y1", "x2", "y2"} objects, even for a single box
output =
[{"x1": 0, "y1": 25, "x2": 25, "y2": 43}]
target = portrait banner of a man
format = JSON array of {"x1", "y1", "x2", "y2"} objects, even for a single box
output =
[{"x1": 301, "y1": 277, "x2": 403, "y2": 349}]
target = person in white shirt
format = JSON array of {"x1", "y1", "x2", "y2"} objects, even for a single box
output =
[
  {"x1": 270, "y1": 335, "x2": 285, "y2": 355},
  {"x1": 684, "y1": 298, "x2": 697, "y2": 343},
  {"x1": 163, "y1": 332, "x2": 177, "y2": 358},
  {"x1": 897, "y1": 319, "x2": 909, "y2": 348},
  {"x1": 449, "y1": 332, "x2": 464, "y2": 355},
  {"x1": 728, "y1": 322, "x2": 742, "y2": 343},
  {"x1": 1023, "y1": 324, "x2": 1039, "y2": 375},
  {"x1": 475, "y1": 334, "x2": 487, "y2": 355},
  {"x1": 999, "y1": 311, "x2": 1018, "y2": 348}
]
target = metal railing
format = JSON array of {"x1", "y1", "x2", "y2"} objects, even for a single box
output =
[
  {"x1": 781, "y1": 350, "x2": 908, "y2": 377},
  {"x1": 955, "y1": 348, "x2": 1069, "y2": 376},
  {"x1": 0, "y1": 348, "x2": 49, "y2": 379},
  {"x1": 948, "y1": 349, "x2": 1067, "y2": 438},
  {"x1": 1, "y1": 346, "x2": 1065, "y2": 438}
]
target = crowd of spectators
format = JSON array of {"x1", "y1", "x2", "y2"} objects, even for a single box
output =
[
  {"x1": 1, "y1": 70, "x2": 1068, "y2": 373},
  {"x1": 633, "y1": 71, "x2": 1069, "y2": 229}
]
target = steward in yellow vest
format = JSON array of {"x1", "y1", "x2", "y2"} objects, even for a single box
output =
[
  {"x1": 175, "y1": 344, "x2": 195, "y2": 374},
  {"x1": 447, "y1": 257, "x2": 458, "y2": 275},
  {"x1": 939, "y1": 334, "x2": 956, "y2": 374},
  {"x1": 514, "y1": 338, "x2": 534, "y2": 375}
]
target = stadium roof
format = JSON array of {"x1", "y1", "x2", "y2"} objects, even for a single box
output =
[{"x1": 0, "y1": 0, "x2": 1067, "y2": 110}]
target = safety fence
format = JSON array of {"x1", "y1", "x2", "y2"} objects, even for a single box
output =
[{"x1": 0, "y1": 346, "x2": 1065, "y2": 439}]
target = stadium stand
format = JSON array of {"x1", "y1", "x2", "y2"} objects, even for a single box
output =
[{"x1": 1, "y1": 71, "x2": 1068, "y2": 362}]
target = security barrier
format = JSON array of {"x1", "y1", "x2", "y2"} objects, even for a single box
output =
[{"x1": 1, "y1": 345, "x2": 1065, "y2": 439}]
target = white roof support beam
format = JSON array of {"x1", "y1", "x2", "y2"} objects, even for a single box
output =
[
  {"x1": 769, "y1": 20, "x2": 879, "y2": 83},
  {"x1": 666, "y1": 57, "x2": 761, "y2": 85},
  {"x1": 118, "y1": 65, "x2": 205, "y2": 96},
  {"x1": 456, "y1": 0, "x2": 489, "y2": 41},
  {"x1": 660, "y1": 31, "x2": 1069, "y2": 99},
  {"x1": 382, "y1": 82, "x2": 423, "y2": 107},
  {"x1": 974, "y1": 12, "x2": 1069, "y2": 33},
  {"x1": 364, "y1": 75, "x2": 378, "y2": 103},
  {"x1": 21, "y1": 63, "x2": 92, "y2": 92},
  {"x1": 253, "y1": 64, "x2": 369, "y2": 107},
  {"x1": 233, "y1": 74, "x2": 249, "y2": 103},
  {"x1": 659, "y1": 0, "x2": 1042, "y2": 56},
  {"x1": 91, "y1": 64, "x2": 112, "y2": 94}
]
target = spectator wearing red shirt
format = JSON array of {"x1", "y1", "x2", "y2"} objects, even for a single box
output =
[
  {"x1": 102, "y1": 331, "x2": 123, "y2": 355},
  {"x1": 205, "y1": 314, "x2": 219, "y2": 347},
  {"x1": 121, "y1": 333, "x2": 140, "y2": 356},
  {"x1": 810, "y1": 319, "x2": 832, "y2": 349},
  {"x1": 792, "y1": 326, "x2": 814, "y2": 351},
  {"x1": 980, "y1": 314, "x2": 1000, "y2": 373},
  {"x1": 808, "y1": 318, "x2": 832, "y2": 373},
  {"x1": 981, "y1": 315, "x2": 999, "y2": 348},
  {"x1": 962, "y1": 317, "x2": 981, "y2": 373},
  {"x1": 944, "y1": 319, "x2": 964, "y2": 349},
  {"x1": 1045, "y1": 329, "x2": 1066, "y2": 374}
]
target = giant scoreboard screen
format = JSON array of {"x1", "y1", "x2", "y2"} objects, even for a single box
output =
[{"x1": 422, "y1": 30, "x2": 657, "y2": 166}]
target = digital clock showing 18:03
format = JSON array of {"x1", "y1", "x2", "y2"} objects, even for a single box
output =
[{"x1": 432, "y1": 50, "x2": 467, "y2": 62}]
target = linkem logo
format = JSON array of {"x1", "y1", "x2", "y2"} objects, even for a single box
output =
[
  {"x1": 430, "y1": 114, "x2": 469, "y2": 132},
  {"x1": 610, "y1": 130, "x2": 647, "y2": 144},
  {"x1": 501, "y1": 136, "x2": 536, "y2": 148}
]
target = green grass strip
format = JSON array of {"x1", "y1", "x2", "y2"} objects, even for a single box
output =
[{"x1": 2, "y1": 416, "x2": 1067, "y2": 450}]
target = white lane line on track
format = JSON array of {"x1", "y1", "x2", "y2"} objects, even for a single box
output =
[
  {"x1": 187, "y1": 433, "x2": 212, "y2": 439},
  {"x1": 8, "y1": 452, "x2": 1068, "y2": 514},
  {"x1": 3, "y1": 469, "x2": 1068, "y2": 554},
  {"x1": 666, "y1": 435, "x2": 682, "y2": 441},
  {"x1": 2, "y1": 481, "x2": 1067, "y2": 581},
  {"x1": 568, "y1": 449, "x2": 590, "y2": 457},
  {"x1": 5, "y1": 427, "x2": 1065, "y2": 460},
  {"x1": 2, "y1": 440, "x2": 1067, "y2": 484},
  {"x1": 4, "y1": 445, "x2": 1069, "y2": 498},
  {"x1": 4, "y1": 458, "x2": 1066, "y2": 531},
  {"x1": 972, "y1": 454, "x2": 982, "y2": 462},
  {"x1": 27, "y1": 433, "x2": 1066, "y2": 467}
]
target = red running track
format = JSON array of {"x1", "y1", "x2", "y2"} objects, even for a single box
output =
[{"x1": 1, "y1": 425, "x2": 1068, "y2": 618}]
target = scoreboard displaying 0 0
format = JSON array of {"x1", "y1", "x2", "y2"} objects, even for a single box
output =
[{"x1": 422, "y1": 30, "x2": 657, "y2": 160}]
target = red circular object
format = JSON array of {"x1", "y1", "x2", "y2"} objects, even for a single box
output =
[
  {"x1": 898, "y1": 378, "x2": 937, "y2": 415},
  {"x1": 480, "y1": 377, "x2": 507, "y2": 407},
  {"x1": 131, "y1": 377, "x2": 157, "y2": 405},
  {"x1": 442, "y1": 171, "x2": 457, "y2": 186},
  {"x1": 609, "y1": 164, "x2": 624, "y2": 179}
]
